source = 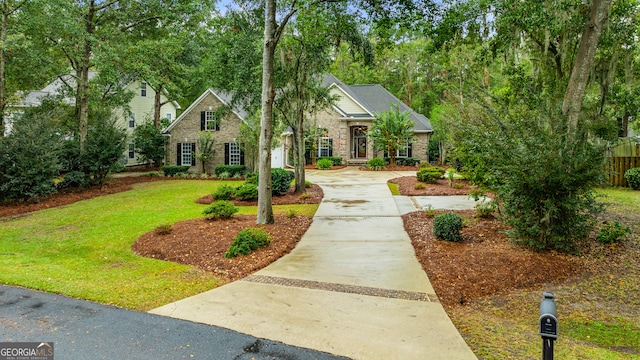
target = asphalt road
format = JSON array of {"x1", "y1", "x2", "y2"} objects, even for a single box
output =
[{"x1": 0, "y1": 285, "x2": 349, "y2": 360}]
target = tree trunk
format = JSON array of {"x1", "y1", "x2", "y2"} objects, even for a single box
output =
[
  {"x1": 154, "y1": 83, "x2": 162, "y2": 129},
  {"x1": 0, "y1": 4, "x2": 7, "y2": 137},
  {"x1": 562, "y1": 0, "x2": 612, "y2": 138},
  {"x1": 293, "y1": 72, "x2": 306, "y2": 193},
  {"x1": 77, "y1": 3, "x2": 96, "y2": 153},
  {"x1": 257, "y1": 0, "x2": 277, "y2": 225}
]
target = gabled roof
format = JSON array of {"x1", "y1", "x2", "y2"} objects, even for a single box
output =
[
  {"x1": 15, "y1": 71, "x2": 181, "y2": 109},
  {"x1": 163, "y1": 88, "x2": 248, "y2": 133},
  {"x1": 321, "y1": 74, "x2": 433, "y2": 133}
]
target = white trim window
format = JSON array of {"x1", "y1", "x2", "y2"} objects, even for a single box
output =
[
  {"x1": 205, "y1": 111, "x2": 218, "y2": 131},
  {"x1": 128, "y1": 112, "x2": 136, "y2": 128},
  {"x1": 128, "y1": 143, "x2": 135, "y2": 159},
  {"x1": 318, "y1": 137, "x2": 332, "y2": 157},
  {"x1": 228, "y1": 142, "x2": 242, "y2": 165},
  {"x1": 181, "y1": 142, "x2": 192, "y2": 166},
  {"x1": 166, "y1": 113, "x2": 172, "y2": 122},
  {"x1": 140, "y1": 82, "x2": 147, "y2": 97}
]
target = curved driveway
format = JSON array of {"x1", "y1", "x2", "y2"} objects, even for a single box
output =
[{"x1": 151, "y1": 167, "x2": 477, "y2": 359}]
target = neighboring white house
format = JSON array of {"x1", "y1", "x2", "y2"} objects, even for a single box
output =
[{"x1": 7, "y1": 71, "x2": 181, "y2": 166}]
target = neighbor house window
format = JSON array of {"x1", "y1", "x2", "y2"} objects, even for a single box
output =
[
  {"x1": 128, "y1": 112, "x2": 136, "y2": 128},
  {"x1": 166, "y1": 113, "x2": 172, "y2": 122},
  {"x1": 177, "y1": 142, "x2": 195, "y2": 166},
  {"x1": 140, "y1": 82, "x2": 147, "y2": 97},
  {"x1": 318, "y1": 137, "x2": 333, "y2": 157},
  {"x1": 128, "y1": 143, "x2": 135, "y2": 159},
  {"x1": 224, "y1": 142, "x2": 245, "y2": 165}
]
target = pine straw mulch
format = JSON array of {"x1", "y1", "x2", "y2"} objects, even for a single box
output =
[{"x1": 3, "y1": 173, "x2": 636, "y2": 312}]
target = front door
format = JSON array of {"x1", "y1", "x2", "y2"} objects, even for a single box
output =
[{"x1": 352, "y1": 126, "x2": 367, "y2": 158}]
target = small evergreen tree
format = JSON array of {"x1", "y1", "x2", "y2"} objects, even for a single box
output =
[
  {"x1": 81, "y1": 118, "x2": 128, "y2": 185},
  {"x1": 369, "y1": 104, "x2": 414, "y2": 166},
  {"x1": 195, "y1": 131, "x2": 215, "y2": 174},
  {"x1": 0, "y1": 112, "x2": 62, "y2": 201},
  {"x1": 133, "y1": 121, "x2": 165, "y2": 167}
]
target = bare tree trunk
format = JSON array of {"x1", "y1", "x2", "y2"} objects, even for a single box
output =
[
  {"x1": 257, "y1": 0, "x2": 277, "y2": 224},
  {"x1": 77, "y1": 3, "x2": 96, "y2": 153},
  {"x1": 293, "y1": 71, "x2": 306, "y2": 193},
  {"x1": 154, "y1": 83, "x2": 163, "y2": 129},
  {"x1": 562, "y1": 0, "x2": 612, "y2": 139},
  {"x1": 0, "y1": 3, "x2": 7, "y2": 137}
]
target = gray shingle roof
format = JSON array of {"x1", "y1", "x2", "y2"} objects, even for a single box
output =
[{"x1": 321, "y1": 74, "x2": 433, "y2": 132}]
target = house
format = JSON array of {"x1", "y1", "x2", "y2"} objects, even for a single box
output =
[
  {"x1": 315, "y1": 74, "x2": 433, "y2": 166},
  {"x1": 163, "y1": 88, "x2": 252, "y2": 171},
  {"x1": 163, "y1": 75, "x2": 433, "y2": 173},
  {"x1": 7, "y1": 71, "x2": 181, "y2": 166}
]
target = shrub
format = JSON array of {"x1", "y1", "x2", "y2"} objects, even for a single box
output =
[
  {"x1": 286, "y1": 209, "x2": 298, "y2": 218},
  {"x1": 317, "y1": 158, "x2": 333, "y2": 170},
  {"x1": 433, "y1": 213, "x2": 463, "y2": 242},
  {"x1": 154, "y1": 224, "x2": 173, "y2": 236},
  {"x1": 214, "y1": 165, "x2": 247, "y2": 178},
  {"x1": 424, "y1": 204, "x2": 436, "y2": 218},
  {"x1": 419, "y1": 162, "x2": 432, "y2": 169},
  {"x1": 597, "y1": 221, "x2": 630, "y2": 244},
  {"x1": 318, "y1": 156, "x2": 342, "y2": 166},
  {"x1": 475, "y1": 200, "x2": 497, "y2": 218},
  {"x1": 162, "y1": 165, "x2": 190, "y2": 176},
  {"x1": 447, "y1": 168, "x2": 456, "y2": 187},
  {"x1": 234, "y1": 183, "x2": 258, "y2": 200},
  {"x1": 81, "y1": 118, "x2": 128, "y2": 186},
  {"x1": 213, "y1": 185, "x2": 236, "y2": 200},
  {"x1": 367, "y1": 157, "x2": 386, "y2": 170},
  {"x1": 299, "y1": 193, "x2": 313, "y2": 200},
  {"x1": 218, "y1": 171, "x2": 231, "y2": 179},
  {"x1": 225, "y1": 228, "x2": 272, "y2": 258},
  {"x1": 133, "y1": 121, "x2": 165, "y2": 167},
  {"x1": 396, "y1": 157, "x2": 421, "y2": 166},
  {"x1": 454, "y1": 183, "x2": 465, "y2": 189},
  {"x1": 304, "y1": 180, "x2": 312, "y2": 188},
  {"x1": 0, "y1": 112, "x2": 62, "y2": 201},
  {"x1": 624, "y1": 167, "x2": 640, "y2": 190},
  {"x1": 414, "y1": 182, "x2": 426, "y2": 190},
  {"x1": 57, "y1": 171, "x2": 90, "y2": 190},
  {"x1": 272, "y1": 168, "x2": 295, "y2": 196},
  {"x1": 202, "y1": 201, "x2": 238, "y2": 220},
  {"x1": 417, "y1": 167, "x2": 445, "y2": 183}
]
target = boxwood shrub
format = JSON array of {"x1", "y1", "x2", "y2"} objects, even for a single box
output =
[
  {"x1": 367, "y1": 157, "x2": 386, "y2": 170},
  {"x1": 272, "y1": 168, "x2": 294, "y2": 196},
  {"x1": 202, "y1": 200, "x2": 238, "y2": 220},
  {"x1": 225, "y1": 228, "x2": 272, "y2": 258},
  {"x1": 417, "y1": 167, "x2": 446, "y2": 183},
  {"x1": 433, "y1": 212, "x2": 463, "y2": 242},
  {"x1": 318, "y1": 156, "x2": 342, "y2": 166},
  {"x1": 213, "y1": 184, "x2": 236, "y2": 200},
  {"x1": 317, "y1": 158, "x2": 333, "y2": 170}
]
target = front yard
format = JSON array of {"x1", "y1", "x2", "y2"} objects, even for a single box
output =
[{"x1": 0, "y1": 179, "x2": 318, "y2": 310}]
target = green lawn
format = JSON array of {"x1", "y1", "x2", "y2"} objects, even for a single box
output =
[{"x1": 0, "y1": 180, "x2": 318, "y2": 311}]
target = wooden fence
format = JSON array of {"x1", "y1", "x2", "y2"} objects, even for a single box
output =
[{"x1": 609, "y1": 156, "x2": 640, "y2": 187}]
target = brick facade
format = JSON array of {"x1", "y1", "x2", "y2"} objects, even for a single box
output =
[{"x1": 166, "y1": 92, "x2": 245, "y2": 173}]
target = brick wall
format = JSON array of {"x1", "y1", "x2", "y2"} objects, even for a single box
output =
[{"x1": 166, "y1": 91, "x2": 243, "y2": 173}]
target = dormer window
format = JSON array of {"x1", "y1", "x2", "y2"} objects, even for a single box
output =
[{"x1": 140, "y1": 82, "x2": 147, "y2": 97}]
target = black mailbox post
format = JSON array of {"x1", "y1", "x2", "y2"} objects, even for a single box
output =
[{"x1": 539, "y1": 292, "x2": 558, "y2": 360}]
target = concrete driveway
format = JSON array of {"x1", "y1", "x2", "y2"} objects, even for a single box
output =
[{"x1": 150, "y1": 167, "x2": 477, "y2": 360}]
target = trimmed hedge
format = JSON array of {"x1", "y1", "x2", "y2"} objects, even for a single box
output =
[
  {"x1": 234, "y1": 183, "x2": 258, "y2": 200},
  {"x1": 162, "y1": 165, "x2": 190, "y2": 176},
  {"x1": 214, "y1": 165, "x2": 247, "y2": 178},
  {"x1": 417, "y1": 167, "x2": 446, "y2": 183},
  {"x1": 318, "y1": 156, "x2": 343, "y2": 166}
]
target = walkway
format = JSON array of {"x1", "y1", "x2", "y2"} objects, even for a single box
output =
[{"x1": 150, "y1": 167, "x2": 477, "y2": 359}]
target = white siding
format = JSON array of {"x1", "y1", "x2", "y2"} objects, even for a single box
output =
[{"x1": 330, "y1": 87, "x2": 368, "y2": 116}]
